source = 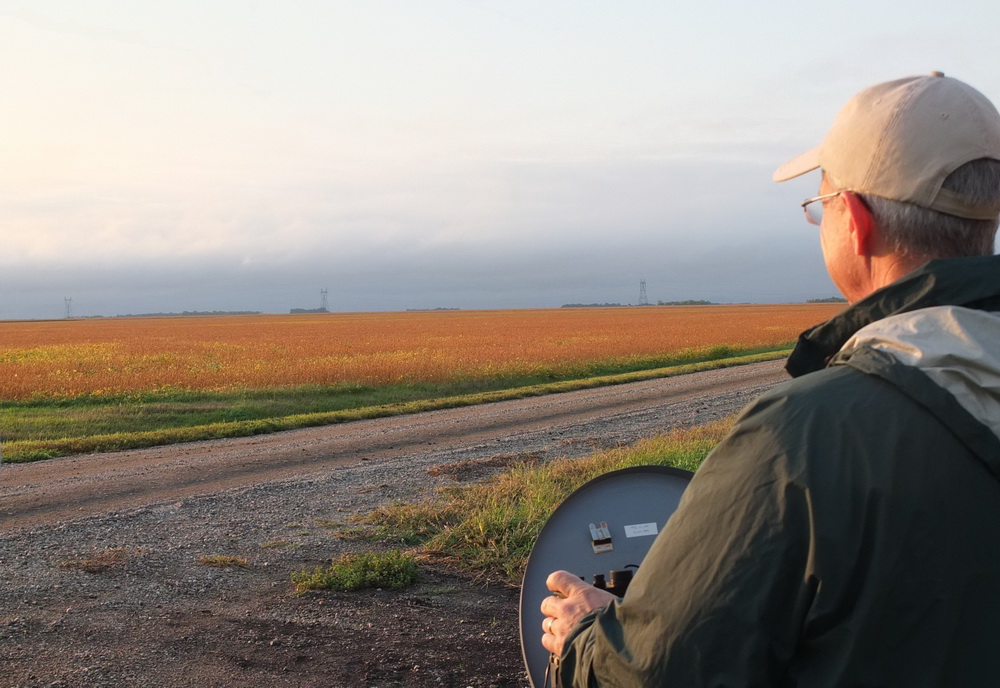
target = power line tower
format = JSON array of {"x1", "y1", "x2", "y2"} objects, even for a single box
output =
[
  {"x1": 638, "y1": 279, "x2": 649, "y2": 306},
  {"x1": 320, "y1": 289, "x2": 329, "y2": 312},
  {"x1": 64, "y1": 297, "x2": 73, "y2": 319}
]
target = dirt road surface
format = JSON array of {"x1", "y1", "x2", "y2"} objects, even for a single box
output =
[{"x1": 1, "y1": 360, "x2": 788, "y2": 687}]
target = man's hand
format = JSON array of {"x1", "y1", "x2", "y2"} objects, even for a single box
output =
[{"x1": 540, "y1": 570, "x2": 617, "y2": 656}]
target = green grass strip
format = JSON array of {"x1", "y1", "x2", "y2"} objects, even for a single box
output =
[
  {"x1": 0, "y1": 349, "x2": 786, "y2": 463},
  {"x1": 359, "y1": 421, "x2": 733, "y2": 585}
]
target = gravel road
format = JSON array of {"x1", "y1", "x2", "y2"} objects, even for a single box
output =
[{"x1": 0, "y1": 359, "x2": 788, "y2": 687}]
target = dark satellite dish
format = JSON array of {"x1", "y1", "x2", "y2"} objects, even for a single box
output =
[{"x1": 519, "y1": 465, "x2": 693, "y2": 687}]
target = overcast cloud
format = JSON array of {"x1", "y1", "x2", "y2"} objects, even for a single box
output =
[{"x1": 2, "y1": 1, "x2": 999, "y2": 319}]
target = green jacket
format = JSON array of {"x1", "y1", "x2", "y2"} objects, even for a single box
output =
[{"x1": 559, "y1": 255, "x2": 1000, "y2": 687}]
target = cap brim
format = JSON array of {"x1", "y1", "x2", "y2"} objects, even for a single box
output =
[{"x1": 772, "y1": 146, "x2": 820, "y2": 182}]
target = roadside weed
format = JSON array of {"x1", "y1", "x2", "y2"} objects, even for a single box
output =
[
  {"x1": 291, "y1": 550, "x2": 419, "y2": 592},
  {"x1": 58, "y1": 547, "x2": 136, "y2": 573}
]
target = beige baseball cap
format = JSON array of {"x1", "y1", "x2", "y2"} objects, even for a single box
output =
[{"x1": 773, "y1": 72, "x2": 1000, "y2": 219}]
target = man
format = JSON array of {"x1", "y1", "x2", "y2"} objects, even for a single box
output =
[{"x1": 540, "y1": 72, "x2": 1000, "y2": 686}]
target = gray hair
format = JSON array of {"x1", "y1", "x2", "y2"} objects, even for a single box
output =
[{"x1": 857, "y1": 158, "x2": 1000, "y2": 259}]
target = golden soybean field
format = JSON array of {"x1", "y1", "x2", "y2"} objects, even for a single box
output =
[{"x1": 0, "y1": 305, "x2": 842, "y2": 401}]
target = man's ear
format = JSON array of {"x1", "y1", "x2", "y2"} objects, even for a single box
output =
[{"x1": 841, "y1": 192, "x2": 876, "y2": 256}]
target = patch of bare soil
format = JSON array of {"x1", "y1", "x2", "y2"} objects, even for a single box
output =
[
  {"x1": 10, "y1": 563, "x2": 522, "y2": 688},
  {"x1": 425, "y1": 452, "x2": 545, "y2": 482},
  {"x1": 2, "y1": 460, "x2": 532, "y2": 688}
]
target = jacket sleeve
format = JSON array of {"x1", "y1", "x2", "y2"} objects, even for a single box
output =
[{"x1": 558, "y1": 388, "x2": 819, "y2": 687}]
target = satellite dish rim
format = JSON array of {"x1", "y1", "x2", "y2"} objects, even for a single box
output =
[{"x1": 518, "y1": 463, "x2": 694, "y2": 686}]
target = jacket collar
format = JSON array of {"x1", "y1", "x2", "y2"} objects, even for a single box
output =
[{"x1": 786, "y1": 254, "x2": 1000, "y2": 378}]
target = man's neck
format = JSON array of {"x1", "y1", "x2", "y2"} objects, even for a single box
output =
[{"x1": 871, "y1": 254, "x2": 930, "y2": 293}]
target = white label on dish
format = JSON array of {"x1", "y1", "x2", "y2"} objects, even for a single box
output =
[{"x1": 624, "y1": 522, "x2": 658, "y2": 538}]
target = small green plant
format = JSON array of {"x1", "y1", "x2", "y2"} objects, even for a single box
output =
[
  {"x1": 197, "y1": 554, "x2": 250, "y2": 568},
  {"x1": 291, "y1": 549, "x2": 419, "y2": 592},
  {"x1": 59, "y1": 547, "x2": 135, "y2": 573},
  {"x1": 261, "y1": 539, "x2": 289, "y2": 549}
]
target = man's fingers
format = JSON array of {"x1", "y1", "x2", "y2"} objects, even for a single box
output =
[
  {"x1": 540, "y1": 592, "x2": 564, "y2": 619},
  {"x1": 541, "y1": 568, "x2": 617, "y2": 658},
  {"x1": 541, "y1": 630, "x2": 559, "y2": 655},
  {"x1": 546, "y1": 569, "x2": 583, "y2": 596}
]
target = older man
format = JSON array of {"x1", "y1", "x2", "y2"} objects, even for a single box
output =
[{"x1": 540, "y1": 72, "x2": 1000, "y2": 686}]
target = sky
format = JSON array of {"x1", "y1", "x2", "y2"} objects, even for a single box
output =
[{"x1": 3, "y1": 1, "x2": 1000, "y2": 319}]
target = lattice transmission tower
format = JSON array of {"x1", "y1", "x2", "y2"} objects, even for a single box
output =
[
  {"x1": 638, "y1": 279, "x2": 649, "y2": 306},
  {"x1": 64, "y1": 297, "x2": 74, "y2": 319},
  {"x1": 320, "y1": 289, "x2": 329, "y2": 312}
]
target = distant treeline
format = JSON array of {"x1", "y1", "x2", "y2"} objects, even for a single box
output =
[
  {"x1": 406, "y1": 307, "x2": 461, "y2": 311},
  {"x1": 562, "y1": 298, "x2": 843, "y2": 308},
  {"x1": 114, "y1": 310, "x2": 262, "y2": 317},
  {"x1": 561, "y1": 303, "x2": 626, "y2": 308},
  {"x1": 562, "y1": 300, "x2": 718, "y2": 308},
  {"x1": 290, "y1": 308, "x2": 330, "y2": 314},
  {"x1": 657, "y1": 300, "x2": 716, "y2": 306}
]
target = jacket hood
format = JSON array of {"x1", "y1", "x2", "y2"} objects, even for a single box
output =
[
  {"x1": 787, "y1": 254, "x2": 1000, "y2": 378},
  {"x1": 842, "y1": 306, "x2": 1000, "y2": 443}
]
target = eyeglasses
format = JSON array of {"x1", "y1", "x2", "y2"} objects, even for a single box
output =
[{"x1": 801, "y1": 190, "x2": 845, "y2": 225}]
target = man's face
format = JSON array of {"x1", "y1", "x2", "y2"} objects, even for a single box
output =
[{"x1": 817, "y1": 176, "x2": 864, "y2": 302}]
